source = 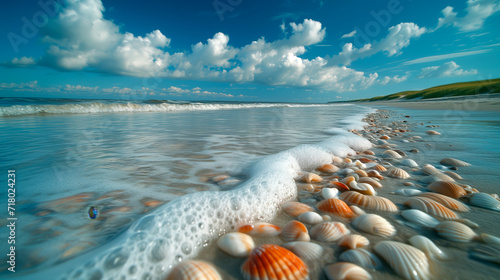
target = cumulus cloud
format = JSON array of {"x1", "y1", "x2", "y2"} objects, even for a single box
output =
[
  {"x1": 340, "y1": 30, "x2": 356, "y2": 39},
  {"x1": 3, "y1": 57, "x2": 37, "y2": 67},
  {"x1": 436, "y1": 0, "x2": 500, "y2": 32},
  {"x1": 378, "y1": 75, "x2": 409, "y2": 85},
  {"x1": 418, "y1": 61, "x2": 478, "y2": 79}
]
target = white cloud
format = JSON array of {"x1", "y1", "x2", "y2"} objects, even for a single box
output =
[
  {"x1": 379, "y1": 75, "x2": 409, "y2": 85},
  {"x1": 404, "y1": 49, "x2": 490, "y2": 65},
  {"x1": 437, "y1": 0, "x2": 500, "y2": 32},
  {"x1": 340, "y1": 30, "x2": 356, "y2": 39},
  {"x1": 5, "y1": 57, "x2": 37, "y2": 67},
  {"x1": 0, "y1": 80, "x2": 39, "y2": 90},
  {"x1": 418, "y1": 61, "x2": 478, "y2": 79}
]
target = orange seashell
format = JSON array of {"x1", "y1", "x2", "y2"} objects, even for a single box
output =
[
  {"x1": 418, "y1": 193, "x2": 470, "y2": 212},
  {"x1": 316, "y1": 198, "x2": 355, "y2": 218},
  {"x1": 340, "y1": 191, "x2": 398, "y2": 212},
  {"x1": 344, "y1": 158, "x2": 353, "y2": 164},
  {"x1": 373, "y1": 164, "x2": 387, "y2": 172},
  {"x1": 363, "y1": 150, "x2": 375, "y2": 156},
  {"x1": 342, "y1": 176, "x2": 357, "y2": 188},
  {"x1": 367, "y1": 170, "x2": 383, "y2": 180},
  {"x1": 282, "y1": 202, "x2": 315, "y2": 217},
  {"x1": 359, "y1": 157, "x2": 373, "y2": 163},
  {"x1": 380, "y1": 135, "x2": 390, "y2": 140},
  {"x1": 300, "y1": 172, "x2": 323, "y2": 183},
  {"x1": 387, "y1": 167, "x2": 410, "y2": 179},
  {"x1": 281, "y1": 221, "x2": 310, "y2": 242},
  {"x1": 359, "y1": 177, "x2": 382, "y2": 188},
  {"x1": 356, "y1": 170, "x2": 368, "y2": 177},
  {"x1": 331, "y1": 181, "x2": 349, "y2": 190},
  {"x1": 241, "y1": 244, "x2": 309, "y2": 280},
  {"x1": 239, "y1": 223, "x2": 281, "y2": 237},
  {"x1": 317, "y1": 164, "x2": 339, "y2": 174},
  {"x1": 427, "y1": 181, "x2": 467, "y2": 199},
  {"x1": 167, "y1": 260, "x2": 221, "y2": 280},
  {"x1": 403, "y1": 197, "x2": 459, "y2": 220}
]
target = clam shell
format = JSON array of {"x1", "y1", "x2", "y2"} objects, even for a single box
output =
[
  {"x1": 283, "y1": 241, "x2": 324, "y2": 261},
  {"x1": 443, "y1": 171, "x2": 463, "y2": 180},
  {"x1": 388, "y1": 167, "x2": 410, "y2": 179},
  {"x1": 427, "y1": 181, "x2": 466, "y2": 199},
  {"x1": 356, "y1": 169, "x2": 369, "y2": 177},
  {"x1": 382, "y1": 150, "x2": 402, "y2": 159},
  {"x1": 470, "y1": 245, "x2": 500, "y2": 264},
  {"x1": 350, "y1": 205, "x2": 366, "y2": 216},
  {"x1": 374, "y1": 241, "x2": 430, "y2": 280},
  {"x1": 401, "y1": 159, "x2": 419, "y2": 168},
  {"x1": 352, "y1": 214, "x2": 396, "y2": 238},
  {"x1": 316, "y1": 198, "x2": 355, "y2": 218},
  {"x1": 167, "y1": 260, "x2": 221, "y2": 280},
  {"x1": 318, "y1": 164, "x2": 340, "y2": 174},
  {"x1": 409, "y1": 235, "x2": 447, "y2": 261},
  {"x1": 338, "y1": 234, "x2": 370, "y2": 249},
  {"x1": 468, "y1": 193, "x2": 500, "y2": 211},
  {"x1": 340, "y1": 191, "x2": 398, "y2": 212},
  {"x1": 238, "y1": 223, "x2": 281, "y2": 237},
  {"x1": 281, "y1": 221, "x2": 310, "y2": 242},
  {"x1": 401, "y1": 209, "x2": 439, "y2": 228},
  {"x1": 373, "y1": 164, "x2": 387, "y2": 172},
  {"x1": 391, "y1": 189, "x2": 423, "y2": 197},
  {"x1": 324, "y1": 262, "x2": 372, "y2": 280},
  {"x1": 322, "y1": 188, "x2": 339, "y2": 200},
  {"x1": 283, "y1": 202, "x2": 315, "y2": 217},
  {"x1": 217, "y1": 232, "x2": 255, "y2": 257},
  {"x1": 310, "y1": 222, "x2": 350, "y2": 242},
  {"x1": 421, "y1": 164, "x2": 439, "y2": 175},
  {"x1": 358, "y1": 177, "x2": 382, "y2": 188},
  {"x1": 426, "y1": 130, "x2": 440, "y2": 135},
  {"x1": 339, "y1": 248, "x2": 383, "y2": 270},
  {"x1": 241, "y1": 244, "x2": 309, "y2": 280},
  {"x1": 435, "y1": 221, "x2": 478, "y2": 242},
  {"x1": 300, "y1": 172, "x2": 323, "y2": 183},
  {"x1": 298, "y1": 211, "x2": 323, "y2": 225},
  {"x1": 439, "y1": 157, "x2": 471, "y2": 167},
  {"x1": 403, "y1": 197, "x2": 459, "y2": 220},
  {"x1": 367, "y1": 170, "x2": 383, "y2": 180},
  {"x1": 418, "y1": 193, "x2": 469, "y2": 212}
]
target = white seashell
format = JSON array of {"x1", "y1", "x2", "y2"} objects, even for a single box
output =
[
  {"x1": 324, "y1": 262, "x2": 372, "y2": 280},
  {"x1": 358, "y1": 177, "x2": 382, "y2": 188},
  {"x1": 470, "y1": 245, "x2": 500, "y2": 264},
  {"x1": 339, "y1": 248, "x2": 383, "y2": 270},
  {"x1": 391, "y1": 189, "x2": 423, "y2": 197},
  {"x1": 418, "y1": 193, "x2": 470, "y2": 212},
  {"x1": 440, "y1": 158, "x2": 471, "y2": 167},
  {"x1": 374, "y1": 241, "x2": 430, "y2": 280},
  {"x1": 338, "y1": 234, "x2": 370, "y2": 249},
  {"x1": 409, "y1": 235, "x2": 447, "y2": 261},
  {"x1": 435, "y1": 221, "x2": 478, "y2": 242},
  {"x1": 382, "y1": 150, "x2": 402, "y2": 159},
  {"x1": 401, "y1": 209, "x2": 439, "y2": 228},
  {"x1": 298, "y1": 211, "x2": 323, "y2": 225},
  {"x1": 350, "y1": 182, "x2": 377, "y2": 196},
  {"x1": 354, "y1": 160, "x2": 367, "y2": 169},
  {"x1": 283, "y1": 241, "x2": 324, "y2": 261},
  {"x1": 310, "y1": 222, "x2": 350, "y2": 243},
  {"x1": 352, "y1": 214, "x2": 396, "y2": 238},
  {"x1": 480, "y1": 233, "x2": 500, "y2": 246},
  {"x1": 443, "y1": 171, "x2": 463, "y2": 180},
  {"x1": 300, "y1": 172, "x2": 323, "y2": 183},
  {"x1": 317, "y1": 163, "x2": 340, "y2": 174},
  {"x1": 387, "y1": 167, "x2": 410, "y2": 179},
  {"x1": 350, "y1": 205, "x2": 366, "y2": 216},
  {"x1": 322, "y1": 187, "x2": 339, "y2": 199},
  {"x1": 217, "y1": 232, "x2": 255, "y2": 257},
  {"x1": 401, "y1": 159, "x2": 419, "y2": 168},
  {"x1": 426, "y1": 130, "x2": 440, "y2": 135},
  {"x1": 422, "y1": 173, "x2": 456, "y2": 184},
  {"x1": 341, "y1": 191, "x2": 398, "y2": 212},
  {"x1": 167, "y1": 260, "x2": 221, "y2": 280},
  {"x1": 468, "y1": 193, "x2": 500, "y2": 212},
  {"x1": 281, "y1": 220, "x2": 310, "y2": 242},
  {"x1": 403, "y1": 197, "x2": 459, "y2": 220},
  {"x1": 339, "y1": 168, "x2": 355, "y2": 176}
]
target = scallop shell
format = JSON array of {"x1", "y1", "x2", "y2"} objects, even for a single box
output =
[
  {"x1": 324, "y1": 262, "x2": 372, "y2": 280},
  {"x1": 367, "y1": 170, "x2": 383, "y2": 180},
  {"x1": 217, "y1": 232, "x2": 255, "y2": 257},
  {"x1": 316, "y1": 198, "x2": 355, "y2": 218},
  {"x1": 374, "y1": 241, "x2": 430, "y2": 280},
  {"x1": 435, "y1": 221, "x2": 478, "y2": 242},
  {"x1": 401, "y1": 209, "x2": 439, "y2": 228},
  {"x1": 359, "y1": 177, "x2": 382, "y2": 188},
  {"x1": 317, "y1": 163, "x2": 340, "y2": 174},
  {"x1": 283, "y1": 202, "x2": 315, "y2": 217},
  {"x1": 439, "y1": 158, "x2": 471, "y2": 167},
  {"x1": 423, "y1": 173, "x2": 455, "y2": 183},
  {"x1": 339, "y1": 248, "x2": 383, "y2": 270},
  {"x1": 241, "y1": 244, "x2": 309, "y2": 280},
  {"x1": 467, "y1": 193, "x2": 500, "y2": 212},
  {"x1": 403, "y1": 197, "x2": 459, "y2": 220},
  {"x1": 338, "y1": 234, "x2": 370, "y2": 249},
  {"x1": 283, "y1": 241, "x2": 324, "y2": 261},
  {"x1": 167, "y1": 260, "x2": 221, "y2": 280},
  {"x1": 331, "y1": 181, "x2": 350, "y2": 191},
  {"x1": 426, "y1": 130, "x2": 440, "y2": 135},
  {"x1": 340, "y1": 191, "x2": 398, "y2": 212},
  {"x1": 298, "y1": 212, "x2": 323, "y2": 225},
  {"x1": 470, "y1": 245, "x2": 500, "y2": 264},
  {"x1": 421, "y1": 164, "x2": 439, "y2": 175},
  {"x1": 238, "y1": 223, "x2": 281, "y2": 237},
  {"x1": 427, "y1": 181, "x2": 466, "y2": 199},
  {"x1": 322, "y1": 188, "x2": 339, "y2": 200},
  {"x1": 418, "y1": 193, "x2": 469, "y2": 212},
  {"x1": 352, "y1": 214, "x2": 396, "y2": 238},
  {"x1": 443, "y1": 171, "x2": 463, "y2": 180},
  {"x1": 401, "y1": 159, "x2": 419, "y2": 168},
  {"x1": 281, "y1": 221, "x2": 310, "y2": 242},
  {"x1": 409, "y1": 235, "x2": 447, "y2": 261},
  {"x1": 388, "y1": 167, "x2": 410, "y2": 179},
  {"x1": 300, "y1": 172, "x2": 323, "y2": 183},
  {"x1": 310, "y1": 222, "x2": 350, "y2": 242},
  {"x1": 382, "y1": 150, "x2": 403, "y2": 159},
  {"x1": 391, "y1": 189, "x2": 423, "y2": 197},
  {"x1": 373, "y1": 164, "x2": 387, "y2": 172}
]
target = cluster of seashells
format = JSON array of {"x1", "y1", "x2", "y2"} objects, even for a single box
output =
[{"x1": 165, "y1": 110, "x2": 500, "y2": 280}]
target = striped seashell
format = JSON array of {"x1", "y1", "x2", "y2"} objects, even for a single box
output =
[
  {"x1": 331, "y1": 181, "x2": 350, "y2": 191},
  {"x1": 350, "y1": 182, "x2": 377, "y2": 196},
  {"x1": 421, "y1": 164, "x2": 439, "y2": 175},
  {"x1": 342, "y1": 176, "x2": 357, "y2": 188},
  {"x1": 322, "y1": 187, "x2": 339, "y2": 199},
  {"x1": 374, "y1": 241, "x2": 430, "y2": 280},
  {"x1": 352, "y1": 214, "x2": 396, "y2": 238},
  {"x1": 382, "y1": 150, "x2": 402, "y2": 159},
  {"x1": 238, "y1": 223, "x2": 281, "y2": 237},
  {"x1": 403, "y1": 197, "x2": 459, "y2": 220},
  {"x1": 217, "y1": 232, "x2": 255, "y2": 257},
  {"x1": 358, "y1": 157, "x2": 374, "y2": 163},
  {"x1": 300, "y1": 172, "x2": 323, "y2": 183},
  {"x1": 423, "y1": 173, "x2": 455, "y2": 184},
  {"x1": 318, "y1": 163, "x2": 340, "y2": 174},
  {"x1": 427, "y1": 181, "x2": 466, "y2": 199},
  {"x1": 350, "y1": 205, "x2": 366, "y2": 216},
  {"x1": 388, "y1": 167, "x2": 410, "y2": 179},
  {"x1": 426, "y1": 130, "x2": 440, "y2": 135},
  {"x1": 359, "y1": 177, "x2": 382, "y2": 188},
  {"x1": 443, "y1": 171, "x2": 463, "y2": 180},
  {"x1": 281, "y1": 221, "x2": 310, "y2": 242},
  {"x1": 467, "y1": 193, "x2": 500, "y2": 212},
  {"x1": 241, "y1": 244, "x2": 309, "y2": 280},
  {"x1": 440, "y1": 158, "x2": 471, "y2": 167},
  {"x1": 324, "y1": 262, "x2": 372, "y2": 280},
  {"x1": 298, "y1": 212, "x2": 323, "y2": 225},
  {"x1": 367, "y1": 170, "x2": 383, "y2": 180},
  {"x1": 316, "y1": 198, "x2": 355, "y2": 218},
  {"x1": 356, "y1": 169, "x2": 369, "y2": 177},
  {"x1": 340, "y1": 191, "x2": 398, "y2": 212},
  {"x1": 283, "y1": 241, "x2": 324, "y2": 261},
  {"x1": 418, "y1": 193, "x2": 470, "y2": 212},
  {"x1": 310, "y1": 222, "x2": 350, "y2": 242},
  {"x1": 401, "y1": 209, "x2": 440, "y2": 228},
  {"x1": 409, "y1": 235, "x2": 447, "y2": 261},
  {"x1": 373, "y1": 164, "x2": 387, "y2": 172},
  {"x1": 282, "y1": 202, "x2": 315, "y2": 217},
  {"x1": 401, "y1": 159, "x2": 418, "y2": 168},
  {"x1": 480, "y1": 233, "x2": 500, "y2": 246},
  {"x1": 338, "y1": 234, "x2": 370, "y2": 249},
  {"x1": 167, "y1": 260, "x2": 221, "y2": 280},
  {"x1": 339, "y1": 248, "x2": 383, "y2": 270},
  {"x1": 391, "y1": 189, "x2": 423, "y2": 197},
  {"x1": 470, "y1": 245, "x2": 500, "y2": 265},
  {"x1": 435, "y1": 221, "x2": 478, "y2": 242},
  {"x1": 393, "y1": 149, "x2": 407, "y2": 157}
]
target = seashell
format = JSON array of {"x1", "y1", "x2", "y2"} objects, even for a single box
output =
[
  {"x1": 470, "y1": 245, "x2": 500, "y2": 264},
  {"x1": 391, "y1": 189, "x2": 423, "y2": 197},
  {"x1": 393, "y1": 149, "x2": 407, "y2": 157},
  {"x1": 211, "y1": 174, "x2": 230, "y2": 183},
  {"x1": 339, "y1": 248, "x2": 383, "y2": 270},
  {"x1": 342, "y1": 176, "x2": 357, "y2": 188},
  {"x1": 481, "y1": 233, "x2": 500, "y2": 246},
  {"x1": 167, "y1": 260, "x2": 221, "y2": 280},
  {"x1": 455, "y1": 218, "x2": 479, "y2": 229},
  {"x1": 418, "y1": 193, "x2": 469, "y2": 212},
  {"x1": 410, "y1": 148, "x2": 419, "y2": 153},
  {"x1": 359, "y1": 177, "x2": 382, "y2": 188},
  {"x1": 318, "y1": 163, "x2": 340, "y2": 174},
  {"x1": 443, "y1": 171, "x2": 463, "y2": 180},
  {"x1": 241, "y1": 244, "x2": 309, "y2": 280},
  {"x1": 358, "y1": 157, "x2": 374, "y2": 163},
  {"x1": 364, "y1": 150, "x2": 375, "y2": 156},
  {"x1": 340, "y1": 191, "x2": 398, "y2": 212},
  {"x1": 300, "y1": 172, "x2": 323, "y2": 183},
  {"x1": 421, "y1": 164, "x2": 439, "y2": 175},
  {"x1": 217, "y1": 232, "x2": 255, "y2": 257},
  {"x1": 427, "y1": 181, "x2": 466, "y2": 199},
  {"x1": 282, "y1": 202, "x2": 315, "y2": 217},
  {"x1": 350, "y1": 182, "x2": 377, "y2": 196},
  {"x1": 355, "y1": 169, "x2": 369, "y2": 177},
  {"x1": 403, "y1": 197, "x2": 459, "y2": 220},
  {"x1": 401, "y1": 159, "x2": 418, "y2": 168},
  {"x1": 422, "y1": 173, "x2": 455, "y2": 184},
  {"x1": 283, "y1": 241, "x2": 324, "y2": 261},
  {"x1": 281, "y1": 221, "x2": 310, "y2": 242},
  {"x1": 380, "y1": 135, "x2": 390, "y2": 140},
  {"x1": 332, "y1": 156, "x2": 343, "y2": 166},
  {"x1": 467, "y1": 193, "x2": 500, "y2": 211},
  {"x1": 409, "y1": 235, "x2": 447, "y2": 261},
  {"x1": 324, "y1": 262, "x2": 372, "y2": 280},
  {"x1": 331, "y1": 181, "x2": 350, "y2": 191},
  {"x1": 388, "y1": 167, "x2": 410, "y2": 179},
  {"x1": 373, "y1": 164, "x2": 387, "y2": 172},
  {"x1": 352, "y1": 214, "x2": 396, "y2": 238},
  {"x1": 426, "y1": 130, "x2": 440, "y2": 135},
  {"x1": 354, "y1": 160, "x2": 367, "y2": 169},
  {"x1": 374, "y1": 241, "x2": 430, "y2": 280},
  {"x1": 367, "y1": 170, "x2": 383, "y2": 180},
  {"x1": 322, "y1": 188, "x2": 339, "y2": 199},
  {"x1": 401, "y1": 209, "x2": 439, "y2": 228},
  {"x1": 316, "y1": 198, "x2": 355, "y2": 218},
  {"x1": 403, "y1": 182, "x2": 415, "y2": 187},
  {"x1": 238, "y1": 223, "x2": 281, "y2": 237},
  {"x1": 310, "y1": 222, "x2": 350, "y2": 242},
  {"x1": 298, "y1": 212, "x2": 323, "y2": 225},
  {"x1": 435, "y1": 221, "x2": 478, "y2": 242},
  {"x1": 350, "y1": 205, "x2": 366, "y2": 216},
  {"x1": 382, "y1": 150, "x2": 402, "y2": 159},
  {"x1": 440, "y1": 158, "x2": 471, "y2": 167},
  {"x1": 338, "y1": 234, "x2": 370, "y2": 249}
]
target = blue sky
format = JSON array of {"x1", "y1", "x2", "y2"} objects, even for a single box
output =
[{"x1": 0, "y1": 0, "x2": 499, "y2": 102}]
